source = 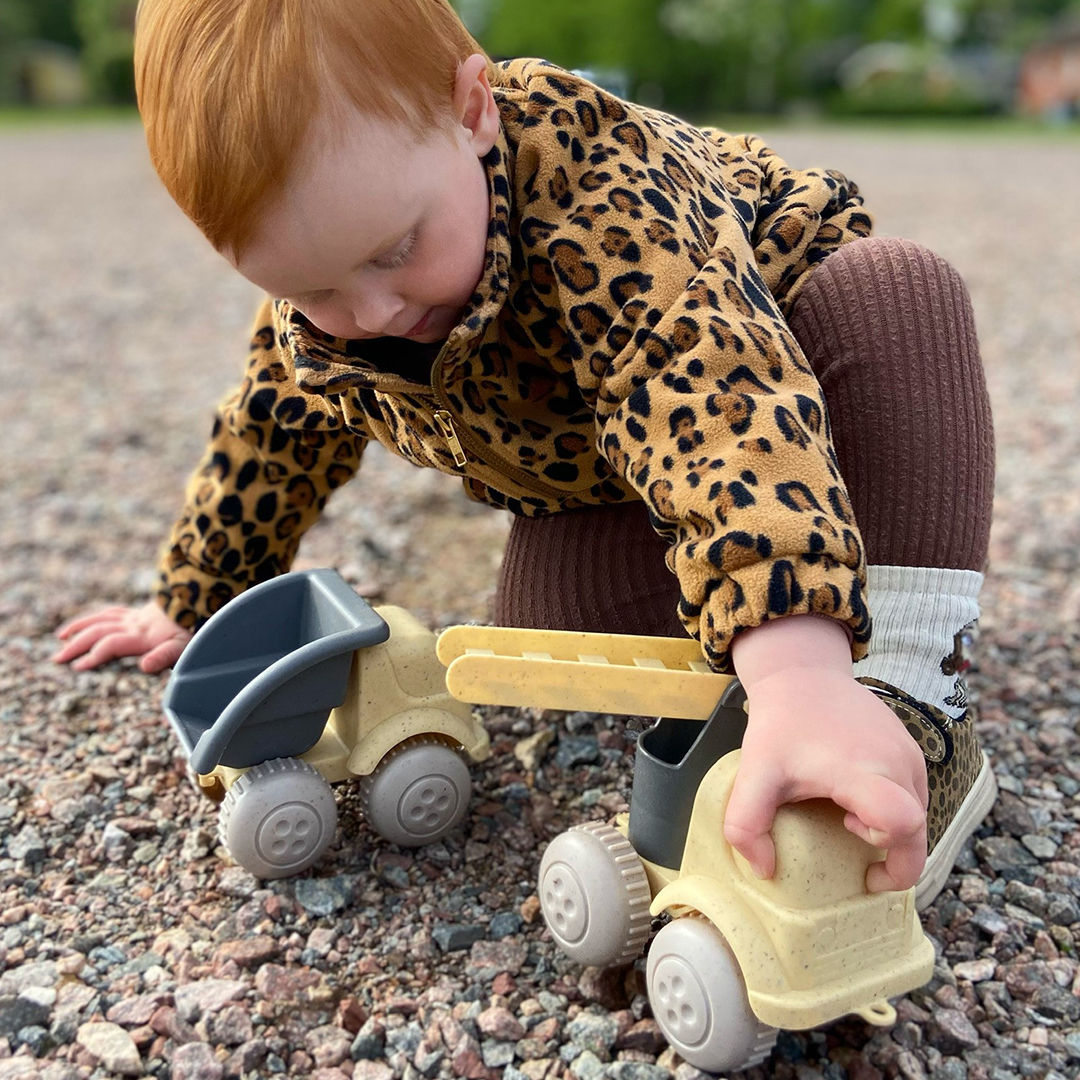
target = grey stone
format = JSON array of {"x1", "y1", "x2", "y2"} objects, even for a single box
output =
[
  {"x1": 171, "y1": 1041, "x2": 224, "y2": 1080},
  {"x1": 8, "y1": 825, "x2": 46, "y2": 862},
  {"x1": 414, "y1": 1045, "x2": 445, "y2": 1077},
  {"x1": 0, "y1": 992, "x2": 53, "y2": 1039},
  {"x1": 489, "y1": 912, "x2": 523, "y2": 939},
  {"x1": 352, "y1": 1017, "x2": 386, "y2": 1060},
  {"x1": 570, "y1": 1050, "x2": 606, "y2": 1080},
  {"x1": 1003, "y1": 903, "x2": 1046, "y2": 930},
  {"x1": 565, "y1": 712, "x2": 601, "y2": 734},
  {"x1": 975, "y1": 837, "x2": 1038, "y2": 871},
  {"x1": 228, "y1": 1038, "x2": 269, "y2": 1075},
  {"x1": 969, "y1": 905, "x2": 1010, "y2": 935},
  {"x1": 379, "y1": 864, "x2": 410, "y2": 889},
  {"x1": 930, "y1": 1058, "x2": 968, "y2": 1080},
  {"x1": 1021, "y1": 834, "x2": 1059, "y2": 860},
  {"x1": 102, "y1": 821, "x2": 132, "y2": 862},
  {"x1": 953, "y1": 958, "x2": 996, "y2": 983},
  {"x1": 1046, "y1": 893, "x2": 1080, "y2": 925},
  {"x1": 385, "y1": 1023, "x2": 423, "y2": 1055},
  {"x1": 0, "y1": 963, "x2": 57, "y2": 997},
  {"x1": 294, "y1": 875, "x2": 355, "y2": 916},
  {"x1": 481, "y1": 1040, "x2": 516, "y2": 1067},
  {"x1": 205, "y1": 1003, "x2": 253, "y2": 1047},
  {"x1": 1030, "y1": 984, "x2": 1080, "y2": 1021},
  {"x1": 566, "y1": 1013, "x2": 620, "y2": 1058},
  {"x1": 14, "y1": 1024, "x2": 51, "y2": 1055},
  {"x1": 606, "y1": 1065, "x2": 672, "y2": 1080},
  {"x1": 555, "y1": 737, "x2": 600, "y2": 769},
  {"x1": 925, "y1": 1009, "x2": 980, "y2": 1054},
  {"x1": 432, "y1": 923, "x2": 486, "y2": 951},
  {"x1": 896, "y1": 1052, "x2": 928, "y2": 1080},
  {"x1": 306, "y1": 1022, "x2": 353, "y2": 1068},
  {"x1": 1003, "y1": 881, "x2": 1049, "y2": 916}
]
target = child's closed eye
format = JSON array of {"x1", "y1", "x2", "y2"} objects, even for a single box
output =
[{"x1": 375, "y1": 229, "x2": 418, "y2": 270}]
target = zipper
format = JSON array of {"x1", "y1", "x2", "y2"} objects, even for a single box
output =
[
  {"x1": 427, "y1": 358, "x2": 570, "y2": 501},
  {"x1": 433, "y1": 410, "x2": 468, "y2": 468}
]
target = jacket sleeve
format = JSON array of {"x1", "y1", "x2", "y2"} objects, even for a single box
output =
[
  {"x1": 512, "y1": 75, "x2": 873, "y2": 672},
  {"x1": 156, "y1": 298, "x2": 367, "y2": 629}
]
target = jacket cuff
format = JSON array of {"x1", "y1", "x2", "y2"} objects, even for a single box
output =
[
  {"x1": 692, "y1": 558, "x2": 871, "y2": 674},
  {"x1": 154, "y1": 551, "x2": 249, "y2": 632}
]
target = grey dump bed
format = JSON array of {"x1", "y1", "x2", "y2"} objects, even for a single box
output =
[{"x1": 162, "y1": 569, "x2": 388, "y2": 774}]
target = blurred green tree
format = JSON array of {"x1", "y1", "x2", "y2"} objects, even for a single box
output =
[{"x1": 73, "y1": 0, "x2": 136, "y2": 102}]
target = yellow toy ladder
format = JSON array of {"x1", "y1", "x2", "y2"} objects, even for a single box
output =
[{"x1": 436, "y1": 625, "x2": 735, "y2": 719}]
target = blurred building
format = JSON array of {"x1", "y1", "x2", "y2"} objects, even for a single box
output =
[
  {"x1": 2, "y1": 40, "x2": 86, "y2": 106},
  {"x1": 837, "y1": 42, "x2": 1014, "y2": 115},
  {"x1": 1017, "y1": 19, "x2": 1080, "y2": 119}
]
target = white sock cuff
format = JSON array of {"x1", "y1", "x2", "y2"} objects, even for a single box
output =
[
  {"x1": 867, "y1": 564, "x2": 984, "y2": 602},
  {"x1": 858, "y1": 565, "x2": 984, "y2": 720}
]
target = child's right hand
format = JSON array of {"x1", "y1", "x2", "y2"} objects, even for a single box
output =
[
  {"x1": 52, "y1": 601, "x2": 193, "y2": 673},
  {"x1": 726, "y1": 614, "x2": 929, "y2": 895}
]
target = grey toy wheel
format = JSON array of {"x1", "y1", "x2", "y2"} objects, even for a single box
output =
[
  {"x1": 359, "y1": 736, "x2": 471, "y2": 847},
  {"x1": 538, "y1": 821, "x2": 652, "y2": 968},
  {"x1": 646, "y1": 917, "x2": 777, "y2": 1073},
  {"x1": 218, "y1": 757, "x2": 336, "y2": 879}
]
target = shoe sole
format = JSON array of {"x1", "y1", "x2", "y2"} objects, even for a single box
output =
[{"x1": 915, "y1": 751, "x2": 998, "y2": 912}]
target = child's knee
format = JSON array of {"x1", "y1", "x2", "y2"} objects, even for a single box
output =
[{"x1": 817, "y1": 235, "x2": 969, "y2": 301}]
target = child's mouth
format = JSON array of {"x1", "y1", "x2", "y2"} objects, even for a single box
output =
[{"x1": 404, "y1": 309, "x2": 433, "y2": 337}]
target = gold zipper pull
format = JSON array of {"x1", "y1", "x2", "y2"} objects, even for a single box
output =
[{"x1": 433, "y1": 409, "x2": 468, "y2": 468}]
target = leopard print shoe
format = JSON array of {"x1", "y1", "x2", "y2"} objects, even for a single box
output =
[{"x1": 857, "y1": 677, "x2": 998, "y2": 911}]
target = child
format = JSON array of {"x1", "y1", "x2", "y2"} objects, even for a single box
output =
[{"x1": 55, "y1": 0, "x2": 997, "y2": 907}]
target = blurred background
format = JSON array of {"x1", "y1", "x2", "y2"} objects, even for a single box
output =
[{"x1": 2, "y1": 0, "x2": 1080, "y2": 125}]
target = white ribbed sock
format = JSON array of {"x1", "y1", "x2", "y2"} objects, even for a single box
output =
[{"x1": 854, "y1": 565, "x2": 984, "y2": 721}]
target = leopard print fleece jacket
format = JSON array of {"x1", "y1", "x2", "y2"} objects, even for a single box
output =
[{"x1": 157, "y1": 58, "x2": 874, "y2": 673}]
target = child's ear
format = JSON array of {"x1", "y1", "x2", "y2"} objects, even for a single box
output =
[{"x1": 454, "y1": 52, "x2": 500, "y2": 157}]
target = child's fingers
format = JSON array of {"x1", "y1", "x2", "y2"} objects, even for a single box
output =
[
  {"x1": 51, "y1": 621, "x2": 126, "y2": 663},
  {"x1": 55, "y1": 607, "x2": 129, "y2": 639},
  {"x1": 723, "y1": 766, "x2": 788, "y2": 879},
  {"x1": 833, "y1": 773, "x2": 927, "y2": 891},
  {"x1": 139, "y1": 638, "x2": 187, "y2": 674},
  {"x1": 70, "y1": 631, "x2": 148, "y2": 671}
]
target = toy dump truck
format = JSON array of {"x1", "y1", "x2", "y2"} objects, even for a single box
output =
[
  {"x1": 163, "y1": 569, "x2": 489, "y2": 879},
  {"x1": 438, "y1": 628, "x2": 936, "y2": 1075},
  {"x1": 164, "y1": 568, "x2": 933, "y2": 1073}
]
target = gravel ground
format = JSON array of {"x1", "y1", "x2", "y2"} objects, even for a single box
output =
[{"x1": 1, "y1": 122, "x2": 1078, "y2": 1080}]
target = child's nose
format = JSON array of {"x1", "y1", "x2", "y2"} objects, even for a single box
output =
[{"x1": 349, "y1": 291, "x2": 406, "y2": 337}]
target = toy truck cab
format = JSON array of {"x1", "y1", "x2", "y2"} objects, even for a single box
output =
[
  {"x1": 532, "y1": 684, "x2": 935, "y2": 1074},
  {"x1": 163, "y1": 570, "x2": 489, "y2": 878}
]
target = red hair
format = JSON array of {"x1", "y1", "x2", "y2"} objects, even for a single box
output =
[{"x1": 135, "y1": 0, "x2": 494, "y2": 255}]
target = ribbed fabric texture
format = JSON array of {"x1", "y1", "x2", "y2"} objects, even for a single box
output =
[
  {"x1": 493, "y1": 502, "x2": 684, "y2": 638},
  {"x1": 856, "y1": 565, "x2": 984, "y2": 719},
  {"x1": 787, "y1": 236, "x2": 995, "y2": 571}
]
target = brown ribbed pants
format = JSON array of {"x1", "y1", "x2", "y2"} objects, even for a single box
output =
[{"x1": 493, "y1": 237, "x2": 995, "y2": 636}]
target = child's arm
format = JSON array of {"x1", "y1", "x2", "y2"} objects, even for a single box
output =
[
  {"x1": 726, "y1": 614, "x2": 929, "y2": 893},
  {"x1": 54, "y1": 299, "x2": 368, "y2": 672},
  {"x1": 52, "y1": 601, "x2": 192, "y2": 673}
]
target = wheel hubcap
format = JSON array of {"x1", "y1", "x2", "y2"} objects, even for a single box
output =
[
  {"x1": 540, "y1": 861, "x2": 588, "y2": 944},
  {"x1": 398, "y1": 775, "x2": 458, "y2": 836},
  {"x1": 255, "y1": 801, "x2": 324, "y2": 865},
  {"x1": 652, "y1": 955, "x2": 710, "y2": 1046}
]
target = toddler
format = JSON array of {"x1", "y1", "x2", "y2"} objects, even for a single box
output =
[{"x1": 54, "y1": 0, "x2": 997, "y2": 906}]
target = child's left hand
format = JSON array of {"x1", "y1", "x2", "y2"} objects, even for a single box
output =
[{"x1": 725, "y1": 615, "x2": 930, "y2": 894}]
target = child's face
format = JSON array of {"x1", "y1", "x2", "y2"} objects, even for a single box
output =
[{"x1": 233, "y1": 71, "x2": 498, "y2": 344}]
